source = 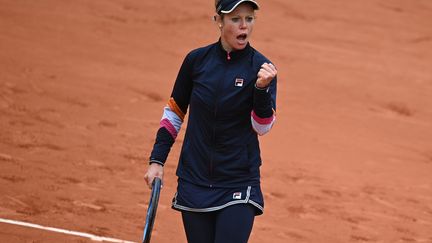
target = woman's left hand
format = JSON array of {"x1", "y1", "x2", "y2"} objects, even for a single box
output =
[{"x1": 256, "y1": 63, "x2": 277, "y2": 88}]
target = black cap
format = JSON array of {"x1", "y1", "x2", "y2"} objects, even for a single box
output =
[{"x1": 216, "y1": 0, "x2": 260, "y2": 14}]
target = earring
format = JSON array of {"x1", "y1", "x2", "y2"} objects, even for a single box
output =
[{"x1": 219, "y1": 24, "x2": 222, "y2": 28}]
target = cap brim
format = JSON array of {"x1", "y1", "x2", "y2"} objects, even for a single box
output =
[{"x1": 220, "y1": 0, "x2": 260, "y2": 14}]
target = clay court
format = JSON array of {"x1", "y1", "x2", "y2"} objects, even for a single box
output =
[{"x1": 1, "y1": 0, "x2": 432, "y2": 242}]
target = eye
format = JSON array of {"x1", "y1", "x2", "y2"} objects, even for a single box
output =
[
  {"x1": 246, "y1": 16, "x2": 255, "y2": 23},
  {"x1": 231, "y1": 17, "x2": 240, "y2": 23}
]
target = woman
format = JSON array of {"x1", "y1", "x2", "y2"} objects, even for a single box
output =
[{"x1": 144, "y1": 0, "x2": 277, "y2": 242}]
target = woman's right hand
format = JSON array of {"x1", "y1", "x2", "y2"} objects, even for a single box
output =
[{"x1": 144, "y1": 163, "x2": 164, "y2": 189}]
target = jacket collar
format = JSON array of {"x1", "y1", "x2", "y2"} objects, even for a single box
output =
[{"x1": 217, "y1": 39, "x2": 252, "y2": 61}]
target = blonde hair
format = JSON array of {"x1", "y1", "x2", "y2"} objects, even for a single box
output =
[
  {"x1": 215, "y1": 0, "x2": 220, "y2": 9},
  {"x1": 214, "y1": 0, "x2": 224, "y2": 19}
]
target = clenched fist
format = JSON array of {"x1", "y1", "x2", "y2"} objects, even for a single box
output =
[{"x1": 256, "y1": 63, "x2": 277, "y2": 88}]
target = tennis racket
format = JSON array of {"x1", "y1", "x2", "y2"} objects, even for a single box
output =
[{"x1": 142, "y1": 177, "x2": 162, "y2": 243}]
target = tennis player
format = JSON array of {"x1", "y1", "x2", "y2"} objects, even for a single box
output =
[{"x1": 145, "y1": 0, "x2": 277, "y2": 242}]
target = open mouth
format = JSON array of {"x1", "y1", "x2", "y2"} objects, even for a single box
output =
[{"x1": 237, "y1": 33, "x2": 248, "y2": 41}]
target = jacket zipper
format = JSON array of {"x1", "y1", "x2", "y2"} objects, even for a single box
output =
[{"x1": 209, "y1": 53, "x2": 230, "y2": 181}]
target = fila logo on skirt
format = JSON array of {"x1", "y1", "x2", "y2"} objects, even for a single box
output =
[{"x1": 233, "y1": 192, "x2": 242, "y2": 200}]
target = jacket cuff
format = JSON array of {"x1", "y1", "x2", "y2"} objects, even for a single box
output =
[
  {"x1": 149, "y1": 159, "x2": 165, "y2": 166},
  {"x1": 253, "y1": 83, "x2": 273, "y2": 118},
  {"x1": 149, "y1": 127, "x2": 174, "y2": 167},
  {"x1": 254, "y1": 83, "x2": 270, "y2": 92}
]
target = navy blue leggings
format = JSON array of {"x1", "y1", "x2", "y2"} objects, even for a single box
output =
[{"x1": 181, "y1": 204, "x2": 256, "y2": 243}]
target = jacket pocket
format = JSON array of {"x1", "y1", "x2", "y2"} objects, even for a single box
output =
[
  {"x1": 179, "y1": 140, "x2": 191, "y2": 167},
  {"x1": 213, "y1": 144, "x2": 249, "y2": 178}
]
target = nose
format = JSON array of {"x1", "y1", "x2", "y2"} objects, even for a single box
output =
[{"x1": 240, "y1": 19, "x2": 247, "y2": 28}]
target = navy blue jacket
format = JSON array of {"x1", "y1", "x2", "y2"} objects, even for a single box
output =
[{"x1": 150, "y1": 40, "x2": 277, "y2": 188}]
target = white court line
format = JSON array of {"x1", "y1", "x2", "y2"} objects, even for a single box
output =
[{"x1": 0, "y1": 218, "x2": 137, "y2": 243}]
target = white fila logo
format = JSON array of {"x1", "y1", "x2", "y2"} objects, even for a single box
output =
[
  {"x1": 233, "y1": 192, "x2": 242, "y2": 199},
  {"x1": 234, "y1": 78, "x2": 244, "y2": 87}
]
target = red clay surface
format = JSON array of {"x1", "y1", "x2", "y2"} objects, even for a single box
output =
[{"x1": 1, "y1": 0, "x2": 432, "y2": 242}]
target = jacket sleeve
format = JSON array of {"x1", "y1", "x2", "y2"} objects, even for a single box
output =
[
  {"x1": 149, "y1": 53, "x2": 194, "y2": 165},
  {"x1": 251, "y1": 75, "x2": 277, "y2": 136}
]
